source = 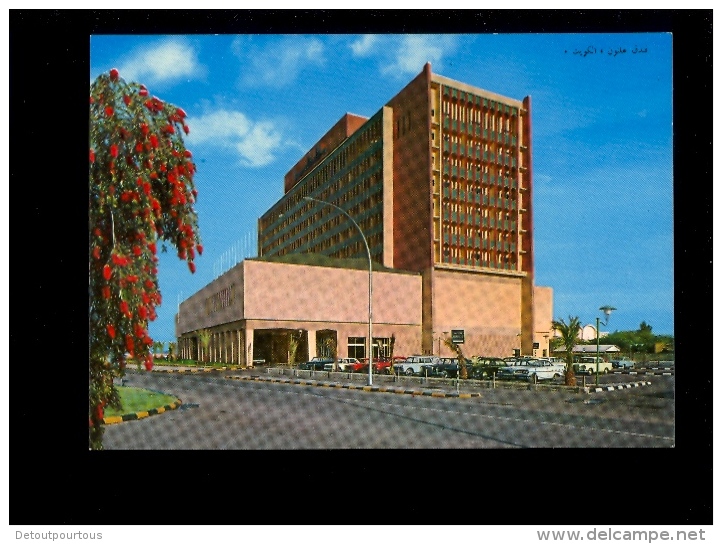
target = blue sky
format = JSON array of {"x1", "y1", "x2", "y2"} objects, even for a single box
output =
[{"x1": 89, "y1": 33, "x2": 674, "y2": 343}]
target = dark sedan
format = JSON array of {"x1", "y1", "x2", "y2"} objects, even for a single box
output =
[{"x1": 298, "y1": 357, "x2": 334, "y2": 370}]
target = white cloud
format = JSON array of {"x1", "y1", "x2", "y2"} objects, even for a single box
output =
[
  {"x1": 235, "y1": 36, "x2": 325, "y2": 87},
  {"x1": 117, "y1": 38, "x2": 206, "y2": 88},
  {"x1": 381, "y1": 35, "x2": 458, "y2": 77},
  {"x1": 350, "y1": 35, "x2": 378, "y2": 56},
  {"x1": 187, "y1": 109, "x2": 283, "y2": 168}
]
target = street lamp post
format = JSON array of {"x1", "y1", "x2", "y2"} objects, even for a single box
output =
[
  {"x1": 303, "y1": 196, "x2": 374, "y2": 386},
  {"x1": 596, "y1": 305, "x2": 616, "y2": 386}
]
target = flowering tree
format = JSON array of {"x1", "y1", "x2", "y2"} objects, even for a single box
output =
[{"x1": 89, "y1": 68, "x2": 202, "y2": 449}]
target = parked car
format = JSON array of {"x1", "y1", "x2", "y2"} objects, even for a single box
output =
[
  {"x1": 346, "y1": 359, "x2": 369, "y2": 373},
  {"x1": 573, "y1": 356, "x2": 612, "y2": 375},
  {"x1": 323, "y1": 358, "x2": 361, "y2": 372},
  {"x1": 419, "y1": 357, "x2": 450, "y2": 377},
  {"x1": 299, "y1": 357, "x2": 334, "y2": 370},
  {"x1": 393, "y1": 355, "x2": 441, "y2": 376},
  {"x1": 497, "y1": 359, "x2": 562, "y2": 382},
  {"x1": 374, "y1": 356, "x2": 406, "y2": 374},
  {"x1": 432, "y1": 358, "x2": 473, "y2": 378},
  {"x1": 611, "y1": 357, "x2": 635, "y2": 369},
  {"x1": 468, "y1": 357, "x2": 509, "y2": 379}
]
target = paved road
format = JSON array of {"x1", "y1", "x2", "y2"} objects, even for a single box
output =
[{"x1": 102, "y1": 371, "x2": 675, "y2": 449}]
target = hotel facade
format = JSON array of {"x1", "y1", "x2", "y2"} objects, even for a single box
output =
[{"x1": 176, "y1": 63, "x2": 554, "y2": 366}]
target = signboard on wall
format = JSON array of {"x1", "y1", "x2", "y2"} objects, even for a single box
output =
[{"x1": 451, "y1": 329, "x2": 465, "y2": 344}]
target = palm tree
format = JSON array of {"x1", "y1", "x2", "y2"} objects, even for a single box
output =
[
  {"x1": 443, "y1": 336, "x2": 468, "y2": 379},
  {"x1": 287, "y1": 333, "x2": 299, "y2": 368},
  {"x1": 198, "y1": 329, "x2": 211, "y2": 364},
  {"x1": 552, "y1": 315, "x2": 581, "y2": 386},
  {"x1": 167, "y1": 342, "x2": 176, "y2": 361}
]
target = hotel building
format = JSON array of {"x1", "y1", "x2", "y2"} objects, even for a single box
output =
[{"x1": 176, "y1": 63, "x2": 553, "y2": 366}]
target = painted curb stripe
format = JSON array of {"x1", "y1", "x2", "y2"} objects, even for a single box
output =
[{"x1": 102, "y1": 398, "x2": 182, "y2": 425}]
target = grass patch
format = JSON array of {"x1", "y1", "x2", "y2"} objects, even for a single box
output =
[{"x1": 105, "y1": 386, "x2": 178, "y2": 417}]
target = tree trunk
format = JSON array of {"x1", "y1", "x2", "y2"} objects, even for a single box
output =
[{"x1": 565, "y1": 369, "x2": 577, "y2": 387}]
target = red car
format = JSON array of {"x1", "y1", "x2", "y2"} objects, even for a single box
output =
[
  {"x1": 346, "y1": 359, "x2": 369, "y2": 373},
  {"x1": 373, "y1": 356, "x2": 406, "y2": 374}
]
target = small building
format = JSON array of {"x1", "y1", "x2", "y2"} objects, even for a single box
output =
[{"x1": 554, "y1": 344, "x2": 621, "y2": 358}]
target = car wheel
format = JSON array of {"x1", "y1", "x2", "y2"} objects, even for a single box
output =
[
  {"x1": 553, "y1": 373, "x2": 561, "y2": 379},
  {"x1": 440, "y1": 370, "x2": 448, "y2": 378},
  {"x1": 529, "y1": 373, "x2": 538, "y2": 384},
  {"x1": 405, "y1": 368, "x2": 415, "y2": 376}
]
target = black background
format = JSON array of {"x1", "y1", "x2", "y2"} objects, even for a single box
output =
[{"x1": 9, "y1": 9, "x2": 712, "y2": 526}]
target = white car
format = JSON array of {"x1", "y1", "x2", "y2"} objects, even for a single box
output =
[
  {"x1": 498, "y1": 359, "x2": 563, "y2": 382},
  {"x1": 323, "y1": 358, "x2": 361, "y2": 372},
  {"x1": 393, "y1": 355, "x2": 440, "y2": 376},
  {"x1": 574, "y1": 356, "x2": 613, "y2": 375}
]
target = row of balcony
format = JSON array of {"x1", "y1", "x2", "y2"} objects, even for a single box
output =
[
  {"x1": 441, "y1": 87, "x2": 519, "y2": 117},
  {"x1": 439, "y1": 213, "x2": 517, "y2": 230},
  {"x1": 440, "y1": 120, "x2": 519, "y2": 145},
  {"x1": 440, "y1": 235, "x2": 517, "y2": 252},
  {"x1": 441, "y1": 166, "x2": 519, "y2": 186},
  {"x1": 442, "y1": 141, "x2": 518, "y2": 166}
]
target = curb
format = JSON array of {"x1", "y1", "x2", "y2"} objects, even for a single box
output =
[
  {"x1": 609, "y1": 370, "x2": 674, "y2": 376},
  {"x1": 581, "y1": 381, "x2": 652, "y2": 394},
  {"x1": 152, "y1": 366, "x2": 242, "y2": 374},
  {"x1": 101, "y1": 398, "x2": 183, "y2": 425},
  {"x1": 225, "y1": 375, "x2": 482, "y2": 399}
]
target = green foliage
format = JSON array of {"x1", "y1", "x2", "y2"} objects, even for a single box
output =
[
  {"x1": 89, "y1": 68, "x2": 201, "y2": 449},
  {"x1": 601, "y1": 321, "x2": 673, "y2": 358},
  {"x1": 288, "y1": 334, "x2": 299, "y2": 367},
  {"x1": 198, "y1": 329, "x2": 211, "y2": 363},
  {"x1": 443, "y1": 336, "x2": 468, "y2": 379},
  {"x1": 552, "y1": 315, "x2": 581, "y2": 385},
  {"x1": 167, "y1": 341, "x2": 176, "y2": 361}
]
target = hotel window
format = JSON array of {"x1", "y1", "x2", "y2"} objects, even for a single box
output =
[{"x1": 348, "y1": 337, "x2": 366, "y2": 360}]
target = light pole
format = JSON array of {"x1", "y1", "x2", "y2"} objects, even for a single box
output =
[
  {"x1": 303, "y1": 196, "x2": 374, "y2": 386},
  {"x1": 596, "y1": 305, "x2": 616, "y2": 386}
]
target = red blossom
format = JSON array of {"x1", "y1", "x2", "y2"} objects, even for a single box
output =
[
  {"x1": 89, "y1": 149, "x2": 95, "y2": 163},
  {"x1": 105, "y1": 106, "x2": 114, "y2": 117},
  {"x1": 132, "y1": 245, "x2": 142, "y2": 256},
  {"x1": 145, "y1": 279, "x2": 154, "y2": 289},
  {"x1": 123, "y1": 95, "x2": 131, "y2": 106},
  {"x1": 110, "y1": 144, "x2": 118, "y2": 158},
  {"x1": 109, "y1": 68, "x2": 119, "y2": 81},
  {"x1": 148, "y1": 242, "x2": 157, "y2": 255},
  {"x1": 183, "y1": 125, "x2": 190, "y2": 135},
  {"x1": 188, "y1": 261, "x2": 196, "y2": 274},
  {"x1": 150, "y1": 134, "x2": 158, "y2": 148},
  {"x1": 196, "y1": 244, "x2": 203, "y2": 255},
  {"x1": 92, "y1": 246, "x2": 101, "y2": 260},
  {"x1": 120, "y1": 300, "x2": 129, "y2": 315},
  {"x1": 139, "y1": 306, "x2": 148, "y2": 319},
  {"x1": 107, "y1": 324, "x2": 116, "y2": 339},
  {"x1": 183, "y1": 150, "x2": 192, "y2": 158},
  {"x1": 176, "y1": 107, "x2": 187, "y2": 118},
  {"x1": 141, "y1": 123, "x2": 149, "y2": 135},
  {"x1": 102, "y1": 286, "x2": 111, "y2": 299},
  {"x1": 125, "y1": 334, "x2": 134, "y2": 354},
  {"x1": 103, "y1": 264, "x2": 112, "y2": 280},
  {"x1": 144, "y1": 357, "x2": 154, "y2": 371}
]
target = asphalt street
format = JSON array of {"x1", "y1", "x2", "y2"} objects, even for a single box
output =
[{"x1": 102, "y1": 370, "x2": 675, "y2": 449}]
